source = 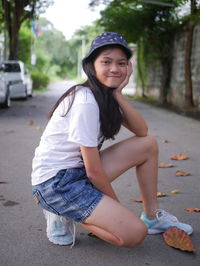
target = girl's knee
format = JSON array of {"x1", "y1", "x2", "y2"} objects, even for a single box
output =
[
  {"x1": 118, "y1": 222, "x2": 147, "y2": 248},
  {"x1": 144, "y1": 135, "x2": 158, "y2": 155},
  {"x1": 125, "y1": 223, "x2": 147, "y2": 248}
]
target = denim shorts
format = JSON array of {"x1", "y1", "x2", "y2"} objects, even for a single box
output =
[{"x1": 32, "y1": 168, "x2": 104, "y2": 223}]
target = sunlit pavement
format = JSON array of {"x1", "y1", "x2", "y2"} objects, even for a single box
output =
[{"x1": 0, "y1": 81, "x2": 199, "y2": 266}]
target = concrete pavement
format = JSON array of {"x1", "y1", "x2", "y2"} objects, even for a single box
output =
[{"x1": 0, "y1": 81, "x2": 199, "y2": 266}]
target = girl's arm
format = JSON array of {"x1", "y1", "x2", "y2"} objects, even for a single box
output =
[
  {"x1": 80, "y1": 146, "x2": 119, "y2": 202},
  {"x1": 113, "y1": 62, "x2": 148, "y2": 137}
]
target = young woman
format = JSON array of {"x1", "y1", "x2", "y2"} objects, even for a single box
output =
[{"x1": 32, "y1": 32, "x2": 193, "y2": 248}]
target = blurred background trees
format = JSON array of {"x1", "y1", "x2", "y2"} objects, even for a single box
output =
[
  {"x1": 0, "y1": 0, "x2": 200, "y2": 109},
  {"x1": 90, "y1": 0, "x2": 200, "y2": 107},
  {"x1": 1, "y1": 0, "x2": 53, "y2": 59}
]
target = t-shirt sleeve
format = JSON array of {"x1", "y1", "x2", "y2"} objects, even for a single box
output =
[{"x1": 68, "y1": 103, "x2": 100, "y2": 147}]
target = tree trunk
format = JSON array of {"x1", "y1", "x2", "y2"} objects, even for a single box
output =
[
  {"x1": 2, "y1": 0, "x2": 35, "y2": 60},
  {"x1": 9, "y1": 24, "x2": 20, "y2": 60},
  {"x1": 8, "y1": 1, "x2": 21, "y2": 60},
  {"x1": 2, "y1": 0, "x2": 51, "y2": 60},
  {"x1": 184, "y1": 0, "x2": 196, "y2": 108}
]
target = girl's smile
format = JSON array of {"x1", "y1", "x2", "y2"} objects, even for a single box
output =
[{"x1": 94, "y1": 48, "x2": 128, "y2": 88}]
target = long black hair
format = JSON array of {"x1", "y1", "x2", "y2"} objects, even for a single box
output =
[{"x1": 49, "y1": 44, "x2": 129, "y2": 140}]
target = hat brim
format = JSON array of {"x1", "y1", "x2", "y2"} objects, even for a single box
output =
[{"x1": 83, "y1": 42, "x2": 132, "y2": 61}]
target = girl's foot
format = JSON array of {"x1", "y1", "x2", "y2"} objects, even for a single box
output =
[
  {"x1": 43, "y1": 210, "x2": 75, "y2": 246},
  {"x1": 140, "y1": 209, "x2": 193, "y2": 235}
]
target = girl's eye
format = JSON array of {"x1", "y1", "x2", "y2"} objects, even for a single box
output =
[
  {"x1": 102, "y1": 60, "x2": 110, "y2": 65},
  {"x1": 119, "y1": 62, "x2": 127, "y2": 66}
]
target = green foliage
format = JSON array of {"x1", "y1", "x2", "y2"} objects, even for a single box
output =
[
  {"x1": 136, "y1": 39, "x2": 147, "y2": 95},
  {"x1": 0, "y1": 1, "x2": 3, "y2": 33},
  {"x1": 129, "y1": 94, "x2": 158, "y2": 104},
  {"x1": 96, "y1": 0, "x2": 192, "y2": 102},
  {"x1": 18, "y1": 22, "x2": 33, "y2": 66},
  {"x1": 31, "y1": 71, "x2": 50, "y2": 90},
  {"x1": 32, "y1": 18, "x2": 103, "y2": 80},
  {"x1": 34, "y1": 51, "x2": 51, "y2": 72},
  {"x1": 100, "y1": 0, "x2": 180, "y2": 60},
  {"x1": 1, "y1": 0, "x2": 54, "y2": 59}
]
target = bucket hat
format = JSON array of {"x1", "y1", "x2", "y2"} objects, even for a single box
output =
[{"x1": 84, "y1": 32, "x2": 132, "y2": 60}]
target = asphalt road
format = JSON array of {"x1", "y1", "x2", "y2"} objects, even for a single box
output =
[{"x1": 0, "y1": 81, "x2": 200, "y2": 266}]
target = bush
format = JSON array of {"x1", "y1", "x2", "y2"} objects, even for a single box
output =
[{"x1": 31, "y1": 71, "x2": 50, "y2": 90}]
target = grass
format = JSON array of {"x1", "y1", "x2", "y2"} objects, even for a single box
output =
[{"x1": 127, "y1": 94, "x2": 159, "y2": 104}]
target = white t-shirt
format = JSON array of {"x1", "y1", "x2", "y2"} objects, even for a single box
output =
[{"x1": 31, "y1": 86, "x2": 103, "y2": 186}]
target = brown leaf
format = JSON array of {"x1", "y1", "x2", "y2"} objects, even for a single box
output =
[
  {"x1": 170, "y1": 153, "x2": 189, "y2": 160},
  {"x1": 132, "y1": 192, "x2": 167, "y2": 203},
  {"x1": 176, "y1": 170, "x2": 190, "y2": 176},
  {"x1": 163, "y1": 227, "x2": 196, "y2": 253},
  {"x1": 131, "y1": 198, "x2": 143, "y2": 203},
  {"x1": 157, "y1": 192, "x2": 168, "y2": 197},
  {"x1": 185, "y1": 208, "x2": 200, "y2": 213},
  {"x1": 0, "y1": 181, "x2": 7, "y2": 184},
  {"x1": 159, "y1": 162, "x2": 174, "y2": 168},
  {"x1": 27, "y1": 119, "x2": 35, "y2": 126}
]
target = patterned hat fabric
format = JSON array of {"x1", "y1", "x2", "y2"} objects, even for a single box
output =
[{"x1": 84, "y1": 32, "x2": 132, "y2": 60}]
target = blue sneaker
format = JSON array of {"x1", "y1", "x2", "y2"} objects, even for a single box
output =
[
  {"x1": 140, "y1": 209, "x2": 193, "y2": 235},
  {"x1": 43, "y1": 210, "x2": 76, "y2": 246}
]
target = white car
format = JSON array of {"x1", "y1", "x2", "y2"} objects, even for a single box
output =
[
  {"x1": 0, "y1": 73, "x2": 10, "y2": 108},
  {"x1": 0, "y1": 60, "x2": 33, "y2": 99}
]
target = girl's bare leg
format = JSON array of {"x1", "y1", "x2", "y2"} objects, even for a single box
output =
[
  {"x1": 81, "y1": 135, "x2": 158, "y2": 247},
  {"x1": 82, "y1": 195, "x2": 147, "y2": 248},
  {"x1": 100, "y1": 135, "x2": 159, "y2": 217}
]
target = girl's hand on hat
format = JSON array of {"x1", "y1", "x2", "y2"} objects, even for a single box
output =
[{"x1": 116, "y1": 61, "x2": 133, "y2": 92}]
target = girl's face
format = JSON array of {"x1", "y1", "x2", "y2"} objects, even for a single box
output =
[{"x1": 94, "y1": 47, "x2": 128, "y2": 88}]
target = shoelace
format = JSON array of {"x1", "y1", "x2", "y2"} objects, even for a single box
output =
[
  {"x1": 44, "y1": 210, "x2": 76, "y2": 248},
  {"x1": 156, "y1": 209, "x2": 178, "y2": 223},
  {"x1": 69, "y1": 221, "x2": 76, "y2": 248},
  {"x1": 62, "y1": 217, "x2": 76, "y2": 248}
]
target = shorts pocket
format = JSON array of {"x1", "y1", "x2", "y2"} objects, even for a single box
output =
[
  {"x1": 33, "y1": 190, "x2": 59, "y2": 215},
  {"x1": 54, "y1": 169, "x2": 91, "y2": 202}
]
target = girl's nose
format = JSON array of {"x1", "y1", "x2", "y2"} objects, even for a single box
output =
[{"x1": 110, "y1": 63, "x2": 119, "y2": 73}]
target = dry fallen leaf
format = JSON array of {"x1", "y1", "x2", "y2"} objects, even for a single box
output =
[
  {"x1": 185, "y1": 208, "x2": 200, "y2": 213},
  {"x1": 132, "y1": 192, "x2": 167, "y2": 203},
  {"x1": 27, "y1": 119, "x2": 35, "y2": 126},
  {"x1": 170, "y1": 189, "x2": 180, "y2": 194},
  {"x1": 157, "y1": 192, "x2": 168, "y2": 197},
  {"x1": 35, "y1": 126, "x2": 42, "y2": 130},
  {"x1": 131, "y1": 198, "x2": 143, "y2": 203},
  {"x1": 170, "y1": 153, "x2": 189, "y2": 160},
  {"x1": 159, "y1": 163, "x2": 174, "y2": 168},
  {"x1": 176, "y1": 170, "x2": 190, "y2": 176},
  {"x1": 161, "y1": 139, "x2": 169, "y2": 143},
  {"x1": 163, "y1": 227, "x2": 196, "y2": 253}
]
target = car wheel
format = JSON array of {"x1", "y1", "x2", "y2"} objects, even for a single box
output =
[
  {"x1": 23, "y1": 87, "x2": 28, "y2": 100},
  {"x1": 2, "y1": 88, "x2": 11, "y2": 108},
  {"x1": 28, "y1": 88, "x2": 33, "y2": 97}
]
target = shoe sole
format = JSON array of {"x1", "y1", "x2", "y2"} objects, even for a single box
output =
[
  {"x1": 148, "y1": 228, "x2": 193, "y2": 235},
  {"x1": 47, "y1": 237, "x2": 73, "y2": 246}
]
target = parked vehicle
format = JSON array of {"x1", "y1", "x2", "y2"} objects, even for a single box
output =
[
  {"x1": 0, "y1": 60, "x2": 33, "y2": 99},
  {"x1": 0, "y1": 72, "x2": 10, "y2": 108}
]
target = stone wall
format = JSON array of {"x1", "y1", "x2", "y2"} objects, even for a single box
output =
[{"x1": 146, "y1": 20, "x2": 200, "y2": 107}]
